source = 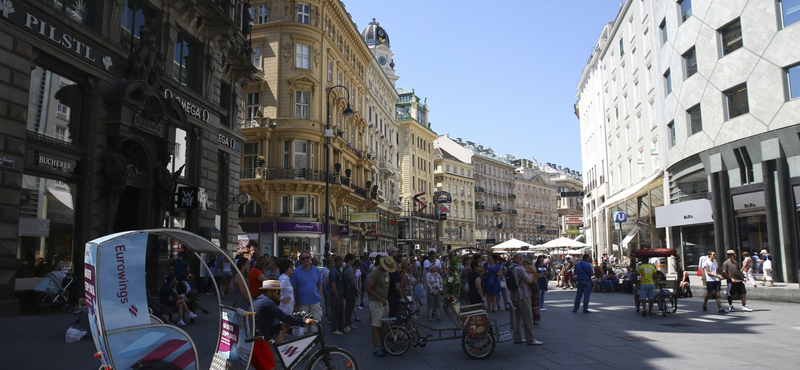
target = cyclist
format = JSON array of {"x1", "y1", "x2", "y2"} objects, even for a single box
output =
[{"x1": 252, "y1": 279, "x2": 316, "y2": 370}]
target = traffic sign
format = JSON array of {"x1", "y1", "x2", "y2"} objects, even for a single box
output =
[{"x1": 613, "y1": 211, "x2": 628, "y2": 223}]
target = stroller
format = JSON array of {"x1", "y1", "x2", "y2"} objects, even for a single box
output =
[{"x1": 34, "y1": 271, "x2": 72, "y2": 313}]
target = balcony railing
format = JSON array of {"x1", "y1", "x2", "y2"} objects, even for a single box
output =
[
  {"x1": 475, "y1": 204, "x2": 486, "y2": 210},
  {"x1": 508, "y1": 193, "x2": 517, "y2": 199},
  {"x1": 475, "y1": 187, "x2": 486, "y2": 193},
  {"x1": 241, "y1": 167, "x2": 333, "y2": 181},
  {"x1": 508, "y1": 209, "x2": 518, "y2": 215},
  {"x1": 493, "y1": 206, "x2": 503, "y2": 212}
]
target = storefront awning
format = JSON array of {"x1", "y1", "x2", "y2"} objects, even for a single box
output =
[
  {"x1": 654, "y1": 199, "x2": 714, "y2": 228},
  {"x1": 621, "y1": 225, "x2": 640, "y2": 249},
  {"x1": 596, "y1": 172, "x2": 663, "y2": 211},
  {"x1": 47, "y1": 188, "x2": 74, "y2": 210}
]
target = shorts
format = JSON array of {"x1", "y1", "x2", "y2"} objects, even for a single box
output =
[
  {"x1": 369, "y1": 300, "x2": 389, "y2": 328},
  {"x1": 222, "y1": 270, "x2": 233, "y2": 278},
  {"x1": 706, "y1": 281, "x2": 721, "y2": 293},
  {"x1": 639, "y1": 284, "x2": 655, "y2": 300},
  {"x1": 728, "y1": 281, "x2": 747, "y2": 296}
]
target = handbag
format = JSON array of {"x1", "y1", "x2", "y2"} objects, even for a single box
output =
[
  {"x1": 414, "y1": 284, "x2": 426, "y2": 300},
  {"x1": 464, "y1": 282, "x2": 470, "y2": 292},
  {"x1": 500, "y1": 277, "x2": 507, "y2": 289}
]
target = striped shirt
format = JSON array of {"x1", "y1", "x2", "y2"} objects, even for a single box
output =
[{"x1": 509, "y1": 263, "x2": 532, "y2": 301}]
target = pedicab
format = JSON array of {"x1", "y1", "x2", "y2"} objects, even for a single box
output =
[
  {"x1": 84, "y1": 229, "x2": 254, "y2": 370},
  {"x1": 632, "y1": 248, "x2": 679, "y2": 317},
  {"x1": 382, "y1": 247, "x2": 516, "y2": 360}
]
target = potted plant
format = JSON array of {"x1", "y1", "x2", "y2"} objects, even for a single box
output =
[
  {"x1": 371, "y1": 185, "x2": 379, "y2": 199},
  {"x1": 365, "y1": 180, "x2": 372, "y2": 189},
  {"x1": 344, "y1": 168, "x2": 352, "y2": 178},
  {"x1": 334, "y1": 163, "x2": 341, "y2": 174}
]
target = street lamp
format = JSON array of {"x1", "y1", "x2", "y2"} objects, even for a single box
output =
[{"x1": 325, "y1": 85, "x2": 354, "y2": 257}]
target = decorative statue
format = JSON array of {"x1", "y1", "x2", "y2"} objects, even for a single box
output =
[
  {"x1": 102, "y1": 138, "x2": 129, "y2": 198},
  {"x1": 153, "y1": 154, "x2": 184, "y2": 211},
  {"x1": 128, "y1": 18, "x2": 163, "y2": 89}
]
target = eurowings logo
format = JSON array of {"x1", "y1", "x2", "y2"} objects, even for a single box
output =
[
  {"x1": 129, "y1": 303, "x2": 139, "y2": 317},
  {"x1": 281, "y1": 345, "x2": 300, "y2": 357}
]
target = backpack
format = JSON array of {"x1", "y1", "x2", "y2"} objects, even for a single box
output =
[{"x1": 505, "y1": 265, "x2": 520, "y2": 292}]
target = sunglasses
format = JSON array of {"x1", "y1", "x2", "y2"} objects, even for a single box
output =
[{"x1": 301, "y1": 256, "x2": 311, "y2": 260}]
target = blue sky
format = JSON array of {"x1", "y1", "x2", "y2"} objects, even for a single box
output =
[{"x1": 340, "y1": 0, "x2": 625, "y2": 172}]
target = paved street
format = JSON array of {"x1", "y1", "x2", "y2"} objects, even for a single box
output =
[{"x1": 5, "y1": 284, "x2": 799, "y2": 370}]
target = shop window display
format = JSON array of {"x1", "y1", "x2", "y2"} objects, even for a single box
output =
[{"x1": 26, "y1": 66, "x2": 82, "y2": 146}]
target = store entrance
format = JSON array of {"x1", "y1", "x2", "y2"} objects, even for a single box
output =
[{"x1": 114, "y1": 187, "x2": 148, "y2": 232}]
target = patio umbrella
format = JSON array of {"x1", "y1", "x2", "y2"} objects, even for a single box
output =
[
  {"x1": 541, "y1": 237, "x2": 590, "y2": 249},
  {"x1": 368, "y1": 251, "x2": 388, "y2": 258}
]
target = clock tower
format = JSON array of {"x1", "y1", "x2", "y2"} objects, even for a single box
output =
[{"x1": 361, "y1": 18, "x2": 399, "y2": 85}]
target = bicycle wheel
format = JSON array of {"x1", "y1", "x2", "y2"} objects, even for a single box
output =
[
  {"x1": 306, "y1": 348, "x2": 358, "y2": 370},
  {"x1": 660, "y1": 294, "x2": 667, "y2": 317},
  {"x1": 461, "y1": 332, "x2": 495, "y2": 360},
  {"x1": 383, "y1": 328, "x2": 411, "y2": 356}
]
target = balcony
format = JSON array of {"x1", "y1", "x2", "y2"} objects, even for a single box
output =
[
  {"x1": 508, "y1": 193, "x2": 516, "y2": 199},
  {"x1": 493, "y1": 206, "x2": 503, "y2": 213},
  {"x1": 241, "y1": 167, "x2": 335, "y2": 182},
  {"x1": 508, "y1": 209, "x2": 518, "y2": 215},
  {"x1": 475, "y1": 204, "x2": 486, "y2": 210},
  {"x1": 475, "y1": 187, "x2": 486, "y2": 193}
]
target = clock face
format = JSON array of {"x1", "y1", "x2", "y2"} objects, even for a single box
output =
[
  {"x1": 378, "y1": 56, "x2": 387, "y2": 65},
  {"x1": 236, "y1": 193, "x2": 249, "y2": 205}
]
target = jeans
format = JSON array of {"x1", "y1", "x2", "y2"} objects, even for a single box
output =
[
  {"x1": 330, "y1": 294, "x2": 344, "y2": 332},
  {"x1": 344, "y1": 288, "x2": 357, "y2": 327},
  {"x1": 574, "y1": 280, "x2": 592, "y2": 312},
  {"x1": 499, "y1": 287, "x2": 510, "y2": 309},
  {"x1": 512, "y1": 296, "x2": 534, "y2": 343},
  {"x1": 538, "y1": 286, "x2": 546, "y2": 308}
]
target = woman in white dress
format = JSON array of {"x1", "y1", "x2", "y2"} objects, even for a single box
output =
[{"x1": 278, "y1": 259, "x2": 295, "y2": 315}]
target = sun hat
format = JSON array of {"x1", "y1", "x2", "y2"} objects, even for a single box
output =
[
  {"x1": 259, "y1": 279, "x2": 281, "y2": 290},
  {"x1": 726, "y1": 250, "x2": 736, "y2": 255},
  {"x1": 760, "y1": 249, "x2": 767, "y2": 254},
  {"x1": 379, "y1": 256, "x2": 398, "y2": 273},
  {"x1": 388, "y1": 246, "x2": 398, "y2": 253}
]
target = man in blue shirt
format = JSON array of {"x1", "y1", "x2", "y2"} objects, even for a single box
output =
[
  {"x1": 291, "y1": 250, "x2": 323, "y2": 333},
  {"x1": 171, "y1": 253, "x2": 189, "y2": 279},
  {"x1": 572, "y1": 254, "x2": 594, "y2": 313}
]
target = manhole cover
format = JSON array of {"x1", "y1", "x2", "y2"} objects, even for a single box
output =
[
  {"x1": 621, "y1": 336, "x2": 655, "y2": 342},
  {"x1": 661, "y1": 323, "x2": 693, "y2": 328}
]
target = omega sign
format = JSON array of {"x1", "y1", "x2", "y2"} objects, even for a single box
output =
[{"x1": 164, "y1": 88, "x2": 209, "y2": 122}]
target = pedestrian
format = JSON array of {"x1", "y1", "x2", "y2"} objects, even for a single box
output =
[
  {"x1": 562, "y1": 255, "x2": 575, "y2": 290},
  {"x1": 498, "y1": 258, "x2": 511, "y2": 310},
  {"x1": 320, "y1": 257, "x2": 332, "y2": 319},
  {"x1": 637, "y1": 257, "x2": 658, "y2": 316},
  {"x1": 170, "y1": 252, "x2": 189, "y2": 279},
  {"x1": 572, "y1": 254, "x2": 594, "y2": 313},
  {"x1": 508, "y1": 253, "x2": 543, "y2": 345},
  {"x1": 698, "y1": 252, "x2": 710, "y2": 287},
  {"x1": 387, "y1": 256, "x2": 403, "y2": 318},
  {"x1": 483, "y1": 255, "x2": 501, "y2": 312},
  {"x1": 277, "y1": 259, "x2": 294, "y2": 315},
  {"x1": 426, "y1": 265, "x2": 443, "y2": 321},
  {"x1": 352, "y1": 258, "x2": 363, "y2": 323},
  {"x1": 290, "y1": 251, "x2": 323, "y2": 332},
  {"x1": 534, "y1": 255, "x2": 549, "y2": 311},
  {"x1": 328, "y1": 256, "x2": 346, "y2": 334},
  {"x1": 366, "y1": 256, "x2": 397, "y2": 357},
  {"x1": 741, "y1": 252, "x2": 758, "y2": 288},
  {"x1": 359, "y1": 254, "x2": 373, "y2": 307},
  {"x1": 467, "y1": 260, "x2": 485, "y2": 305},
  {"x1": 760, "y1": 249, "x2": 774, "y2": 287},
  {"x1": 218, "y1": 255, "x2": 233, "y2": 298},
  {"x1": 342, "y1": 254, "x2": 358, "y2": 332},
  {"x1": 702, "y1": 251, "x2": 725, "y2": 313},
  {"x1": 247, "y1": 258, "x2": 269, "y2": 299},
  {"x1": 722, "y1": 250, "x2": 753, "y2": 312}
]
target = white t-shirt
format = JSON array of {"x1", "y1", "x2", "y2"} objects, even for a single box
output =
[
  {"x1": 761, "y1": 255, "x2": 772, "y2": 270},
  {"x1": 703, "y1": 259, "x2": 719, "y2": 282}
]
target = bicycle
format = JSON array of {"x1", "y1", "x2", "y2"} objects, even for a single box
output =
[{"x1": 246, "y1": 312, "x2": 358, "y2": 370}]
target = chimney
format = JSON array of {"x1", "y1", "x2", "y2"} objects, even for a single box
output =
[{"x1": 456, "y1": 137, "x2": 462, "y2": 143}]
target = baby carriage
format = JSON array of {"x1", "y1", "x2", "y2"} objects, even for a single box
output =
[{"x1": 34, "y1": 271, "x2": 72, "y2": 313}]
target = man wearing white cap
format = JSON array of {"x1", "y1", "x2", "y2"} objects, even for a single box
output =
[
  {"x1": 760, "y1": 249, "x2": 774, "y2": 287},
  {"x1": 252, "y1": 279, "x2": 316, "y2": 370}
]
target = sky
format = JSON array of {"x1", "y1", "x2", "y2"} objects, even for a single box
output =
[{"x1": 339, "y1": 0, "x2": 626, "y2": 172}]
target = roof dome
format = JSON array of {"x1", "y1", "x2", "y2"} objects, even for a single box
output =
[{"x1": 361, "y1": 18, "x2": 390, "y2": 47}]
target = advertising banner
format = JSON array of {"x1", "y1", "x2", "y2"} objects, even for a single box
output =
[
  {"x1": 97, "y1": 233, "x2": 150, "y2": 332},
  {"x1": 350, "y1": 212, "x2": 379, "y2": 223},
  {"x1": 565, "y1": 215, "x2": 583, "y2": 225},
  {"x1": 217, "y1": 307, "x2": 252, "y2": 367},
  {"x1": 84, "y1": 242, "x2": 110, "y2": 369},
  {"x1": 276, "y1": 222, "x2": 322, "y2": 233}
]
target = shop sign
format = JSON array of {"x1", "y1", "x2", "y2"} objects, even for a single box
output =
[
  {"x1": 0, "y1": 155, "x2": 14, "y2": 169},
  {"x1": 654, "y1": 199, "x2": 714, "y2": 228},
  {"x1": 133, "y1": 113, "x2": 167, "y2": 138},
  {"x1": 259, "y1": 222, "x2": 274, "y2": 233},
  {"x1": 219, "y1": 133, "x2": 242, "y2": 152},
  {"x1": 2, "y1": 3, "x2": 116, "y2": 74},
  {"x1": 34, "y1": 151, "x2": 76, "y2": 173},
  {"x1": 177, "y1": 186, "x2": 198, "y2": 208},
  {"x1": 277, "y1": 221, "x2": 322, "y2": 233},
  {"x1": 164, "y1": 88, "x2": 210, "y2": 123},
  {"x1": 350, "y1": 213, "x2": 378, "y2": 223},
  {"x1": 566, "y1": 229, "x2": 580, "y2": 235},
  {"x1": 565, "y1": 215, "x2": 583, "y2": 225},
  {"x1": 18, "y1": 217, "x2": 50, "y2": 237},
  {"x1": 338, "y1": 226, "x2": 349, "y2": 235},
  {"x1": 433, "y1": 191, "x2": 452, "y2": 203},
  {"x1": 732, "y1": 191, "x2": 764, "y2": 211},
  {"x1": 546, "y1": 230, "x2": 557, "y2": 234}
]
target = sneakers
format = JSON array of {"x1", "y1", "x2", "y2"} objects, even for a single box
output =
[
  {"x1": 527, "y1": 339, "x2": 544, "y2": 345},
  {"x1": 177, "y1": 320, "x2": 186, "y2": 326},
  {"x1": 348, "y1": 324, "x2": 358, "y2": 330},
  {"x1": 741, "y1": 305, "x2": 753, "y2": 312},
  {"x1": 435, "y1": 316, "x2": 442, "y2": 321},
  {"x1": 718, "y1": 308, "x2": 726, "y2": 313},
  {"x1": 702, "y1": 305, "x2": 707, "y2": 312},
  {"x1": 202, "y1": 308, "x2": 210, "y2": 314},
  {"x1": 187, "y1": 311, "x2": 198, "y2": 319},
  {"x1": 729, "y1": 305, "x2": 735, "y2": 312},
  {"x1": 539, "y1": 308, "x2": 547, "y2": 312},
  {"x1": 354, "y1": 318, "x2": 362, "y2": 322},
  {"x1": 332, "y1": 330, "x2": 344, "y2": 335},
  {"x1": 372, "y1": 349, "x2": 386, "y2": 357},
  {"x1": 343, "y1": 327, "x2": 351, "y2": 333}
]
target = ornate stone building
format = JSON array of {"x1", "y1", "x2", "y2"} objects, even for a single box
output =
[
  {"x1": 512, "y1": 159, "x2": 559, "y2": 245},
  {"x1": 432, "y1": 142, "x2": 475, "y2": 252},
  {"x1": 0, "y1": 0, "x2": 254, "y2": 315}
]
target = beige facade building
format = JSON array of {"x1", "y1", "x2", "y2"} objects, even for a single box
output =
[
  {"x1": 239, "y1": 0, "x2": 381, "y2": 259},
  {"x1": 512, "y1": 159, "x2": 559, "y2": 245},
  {"x1": 433, "y1": 136, "x2": 476, "y2": 251},
  {"x1": 395, "y1": 88, "x2": 439, "y2": 253}
]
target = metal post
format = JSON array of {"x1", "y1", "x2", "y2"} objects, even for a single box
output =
[{"x1": 324, "y1": 85, "x2": 354, "y2": 258}]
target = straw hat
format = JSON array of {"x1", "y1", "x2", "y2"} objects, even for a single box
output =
[
  {"x1": 379, "y1": 256, "x2": 398, "y2": 273},
  {"x1": 259, "y1": 279, "x2": 281, "y2": 290}
]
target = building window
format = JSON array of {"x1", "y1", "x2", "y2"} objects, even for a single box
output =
[
  {"x1": 788, "y1": 64, "x2": 800, "y2": 100},
  {"x1": 173, "y1": 33, "x2": 198, "y2": 90},
  {"x1": 295, "y1": 140, "x2": 308, "y2": 172},
  {"x1": 246, "y1": 92, "x2": 259, "y2": 122},
  {"x1": 648, "y1": 99, "x2": 656, "y2": 127},
  {"x1": 687, "y1": 105, "x2": 702, "y2": 135},
  {"x1": 719, "y1": 18, "x2": 743, "y2": 56},
  {"x1": 295, "y1": 91, "x2": 309, "y2": 119},
  {"x1": 45, "y1": 0, "x2": 94, "y2": 27},
  {"x1": 679, "y1": 0, "x2": 692, "y2": 23},
  {"x1": 258, "y1": 4, "x2": 268, "y2": 24},
  {"x1": 296, "y1": 44, "x2": 310, "y2": 69},
  {"x1": 297, "y1": 3, "x2": 310, "y2": 24},
  {"x1": 120, "y1": 0, "x2": 155, "y2": 52},
  {"x1": 619, "y1": 37, "x2": 625, "y2": 56},
  {"x1": 668, "y1": 121, "x2": 676, "y2": 147},
  {"x1": 781, "y1": 0, "x2": 800, "y2": 28},
  {"x1": 646, "y1": 65, "x2": 653, "y2": 90},
  {"x1": 633, "y1": 81, "x2": 640, "y2": 106},
  {"x1": 252, "y1": 46, "x2": 261, "y2": 69},
  {"x1": 243, "y1": 142, "x2": 259, "y2": 176},
  {"x1": 683, "y1": 48, "x2": 697, "y2": 79},
  {"x1": 659, "y1": 18, "x2": 668, "y2": 44},
  {"x1": 327, "y1": 60, "x2": 333, "y2": 82},
  {"x1": 724, "y1": 83, "x2": 749, "y2": 120},
  {"x1": 27, "y1": 66, "x2": 81, "y2": 145},
  {"x1": 283, "y1": 140, "x2": 290, "y2": 169},
  {"x1": 664, "y1": 69, "x2": 672, "y2": 94},
  {"x1": 643, "y1": 28, "x2": 651, "y2": 53}
]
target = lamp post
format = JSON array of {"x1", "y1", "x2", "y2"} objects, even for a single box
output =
[{"x1": 325, "y1": 85, "x2": 354, "y2": 257}]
